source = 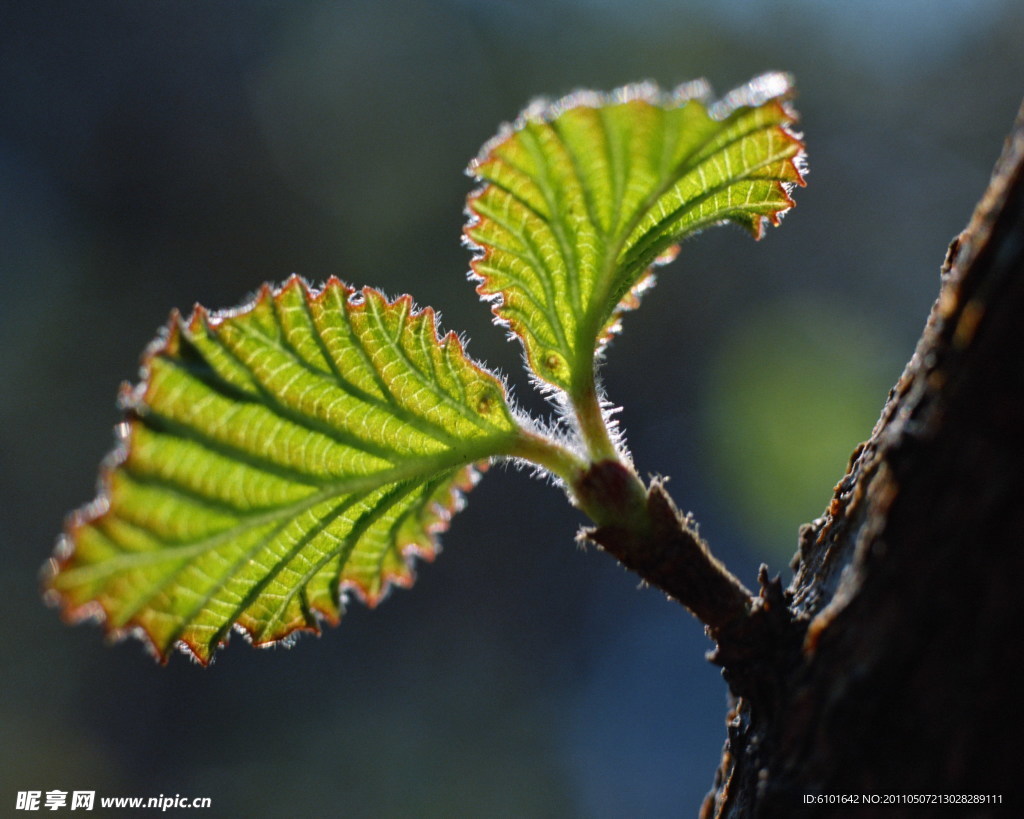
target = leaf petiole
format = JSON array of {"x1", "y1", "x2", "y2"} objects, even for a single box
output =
[
  {"x1": 506, "y1": 427, "x2": 588, "y2": 485},
  {"x1": 570, "y1": 371, "x2": 621, "y2": 465}
]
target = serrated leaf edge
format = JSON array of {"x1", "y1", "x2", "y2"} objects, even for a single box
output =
[
  {"x1": 462, "y1": 72, "x2": 807, "y2": 385},
  {"x1": 42, "y1": 275, "x2": 515, "y2": 665}
]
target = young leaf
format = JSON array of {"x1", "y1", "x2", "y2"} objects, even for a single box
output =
[
  {"x1": 465, "y1": 73, "x2": 806, "y2": 393},
  {"x1": 44, "y1": 276, "x2": 534, "y2": 664}
]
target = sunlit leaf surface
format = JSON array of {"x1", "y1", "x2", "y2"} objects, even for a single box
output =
[
  {"x1": 465, "y1": 72, "x2": 806, "y2": 392},
  {"x1": 45, "y1": 277, "x2": 524, "y2": 663}
]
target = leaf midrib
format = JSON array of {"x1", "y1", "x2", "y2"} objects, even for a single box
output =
[
  {"x1": 58, "y1": 434, "x2": 514, "y2": 586},
  {"x1": 578, "y1": 105, "x2": 792, "y2": 357}
]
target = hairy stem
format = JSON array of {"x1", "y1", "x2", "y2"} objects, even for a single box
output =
[
  {"x1": 577, "y1": 461, "x2": 754, "y2": 630},
  {"x1": 574, "y1": 460, "x2": 803, "y2": 704},
  {"x1": 570, "y1": 376, "x2": 620, "y2": 463},
  {"x1": 507, "y1": 428, "x2": 589, "y2": 485}
]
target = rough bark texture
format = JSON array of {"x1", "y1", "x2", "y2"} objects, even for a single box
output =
[{"x1": 698, "y1": 100, "x2": 1024, "y2": 817}]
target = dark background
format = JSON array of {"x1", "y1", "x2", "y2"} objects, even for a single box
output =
[{"x1": 3, "y1": 1, "x2": 1022, "y2": 815}]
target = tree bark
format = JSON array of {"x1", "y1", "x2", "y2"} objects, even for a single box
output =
[{"x1": 700, "y1": 99, "x2": 1024, "y2": 817}]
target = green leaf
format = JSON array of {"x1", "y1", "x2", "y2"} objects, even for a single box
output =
[
  {"x1": 45, "y1": 276, "x2": 529, "y2": 664},
  {"x1": 464, "y1": 73, "x2": 806, "y2": 393}
]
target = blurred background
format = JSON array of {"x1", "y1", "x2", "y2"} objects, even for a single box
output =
[{"x1": 2, "y1": 1, "x2": 1022, "y2": 815}]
